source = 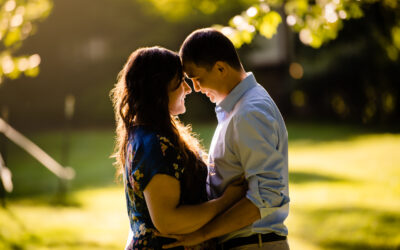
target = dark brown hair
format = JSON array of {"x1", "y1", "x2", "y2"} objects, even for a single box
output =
[
  {"x1": 110, "y1": 46, "x2": 207, "y2": 204},
  {"x1": 180, "y1": 28, "x2": 242, "y2": 70}
]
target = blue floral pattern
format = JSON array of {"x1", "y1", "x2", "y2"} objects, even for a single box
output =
[{"x1": 124, "y1": 126, "x2": 195, "y2": 250}]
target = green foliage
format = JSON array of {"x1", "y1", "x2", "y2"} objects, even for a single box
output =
[
  {"x1": 138, "y1": 0, "x2": 257, "y2": 21},
  {"x1": 141, "y1": 0, "x2": 400, "y2": 59},
  {"x1": 216, "y1": 0, "x2": 400, "y2": 52},
  {"x1": 259, "y1": 11, "x2": 281, "y2": 38},
  {"x1": 0, "y1": 0, "x2": 52, "y2": 83}
]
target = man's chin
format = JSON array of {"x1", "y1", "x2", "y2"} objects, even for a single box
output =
[{"x1": 208, "y1": 95, "x2": 216, "y2": 103}]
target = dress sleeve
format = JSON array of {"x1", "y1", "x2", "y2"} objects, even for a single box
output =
[{"x1": 131, "y1": 133, "x2": 184, "y2": 191}]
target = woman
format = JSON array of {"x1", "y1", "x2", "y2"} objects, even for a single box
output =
[{"x1": 110, "y1": 47, "x2": 245, "y2": 250}]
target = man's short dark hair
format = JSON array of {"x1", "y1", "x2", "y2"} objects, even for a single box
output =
[{"x1": 179, "y1": 28, "x2": 242, "y2": 71}]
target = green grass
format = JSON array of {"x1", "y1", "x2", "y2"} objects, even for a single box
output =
[{"x1": 0, "y1": 123, "x2": 399, "y2": 249}]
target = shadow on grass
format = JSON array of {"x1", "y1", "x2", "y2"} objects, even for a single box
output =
[
  {"x1": 0, "y1": 234, "x2": 42, "y2": 250},
  {"x1": 0, "y1": 222, "x2": 119, "y2": 250},
  {"x1": 296, "y1": 206, "x2": 400, "y2": 250},
  {"x1": 4, "y1": 124, "x2": 399, "y2": 199},
  {"x1": 322, "y1": 242, "x2": 399, "y2": 250},
  {"x1": 0, "y1": 205, "x2": 121, "y2": 249},
  {"x1": 0, "y1": 207, "x2": 41, "y2": 250},
  {"x1": 44, "y1": 240, "x2": 119, "y2": 249},
  {"x1": 4, "y1": 191, "x2": 83, "y2": 208},
  {"x1": 289, "y1": 170, "x2": 349, "y2": 184},
  {"x1": 286, "y1": 122, "x2": 400, "y2": 143},
  {"x1": 3, "y1": 129, "x2": 117, "y2": 199}
]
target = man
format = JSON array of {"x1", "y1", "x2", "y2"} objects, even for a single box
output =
[{"x1": 163, "y1": 28, "x2": 290, "y2": 250}]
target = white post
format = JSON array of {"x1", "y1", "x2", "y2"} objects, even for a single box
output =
[{"x1": 0, "y1": 118, "x2": 75, "y2": 180}]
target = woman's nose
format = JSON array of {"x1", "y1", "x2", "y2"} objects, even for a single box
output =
[
  {"x1": 192, "y1": 80, "x2": 201, "y2": 92},
  {"x1": 184, "y1": 81, "x2": 192, "y2": 94}
]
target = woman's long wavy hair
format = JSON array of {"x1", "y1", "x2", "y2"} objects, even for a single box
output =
[{"x1": 110, "y1": 47, "x2": 207, "y2": 204}]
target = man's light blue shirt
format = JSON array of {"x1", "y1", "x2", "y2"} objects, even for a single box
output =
[{"x1": 207, "y1": 72, "x2": 289, "y2": 242}]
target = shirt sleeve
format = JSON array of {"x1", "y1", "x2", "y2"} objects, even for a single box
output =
[
  {"x1": 230, "y1": 108, "x2": 289, "y2": 219},
  {"x1": 132, "y1": 134, "x2": 184, "y2": 191}
]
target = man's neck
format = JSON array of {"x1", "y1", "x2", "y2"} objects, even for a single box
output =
[
  {"x1": 216, "y1": 69, "x2": 247, "y2": 104},
  {"x1": 225, "y1": 69, "x2": 247, "y2": 95}
]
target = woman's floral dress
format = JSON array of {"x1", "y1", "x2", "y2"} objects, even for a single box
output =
[{"x1": 124, "y1": 126, "x2": 208, "y2": 250}]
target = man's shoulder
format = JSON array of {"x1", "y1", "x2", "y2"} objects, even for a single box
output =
[{"x1": 233, "y1": 91, "x2": 276, "y2": 118}]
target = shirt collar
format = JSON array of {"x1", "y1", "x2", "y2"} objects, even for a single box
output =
[{"x1": 215, "y1": 72, "x2": 257, "y2": 120}]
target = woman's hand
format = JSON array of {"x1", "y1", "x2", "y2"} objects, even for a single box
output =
[
  {"x1": 155, "y1": 230, "x2": 206, "y2": 249},
  {"x1": 219, "y1": 175, "x2": 247, "y2": 210}
]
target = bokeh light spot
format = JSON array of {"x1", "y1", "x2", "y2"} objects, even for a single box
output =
[
  {"x1": 286, "y1": 15, "x2": 296, "y2": 26},
  {"x1": 331, "y1": 95, "x2": 349, "y2": 117},
  {"x1": 291, "y1": 90, "x2": 306, "y2": 107},
  {"x1": 4, "y1": 0, "x2": 16, "y2": 12},
  {"x1": 10, "y1": 14, "x2": 23, "y2": 27},
  {"x1": 28, "y1": 54, "x2": 41, "y2": 68},
  {"x1": 246, "y1": 7, "x2": 258, "y2": 17},
  {"x1": 300, "y1": 29, "x2": 313, "y2": 45},
  {"x1": 2, "y1": 56, "x2": 15, "y2": 74},
  {"x1": 289, "y1": 62, "x2": 304, "y2": 79}
]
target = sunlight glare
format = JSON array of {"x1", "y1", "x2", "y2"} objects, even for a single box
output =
[
  {"x1": 221, "y1": 26, "x2": 235, "y2": 37},
  {"x1": 246, "y1": 7, "x2": 258, "y2": 17},
  {"x1": 4, "y1": 0, "x2": 16, "y2": 12},
  {"x1": 260, "y1": 3, "x2": 270, "y2": 12},
  {"x1": 286, "y1": 15, "x2": 296, "y2": 26},
  {"x1": 300, "y1": 29, "x2": 313, "y2": 45},
  {"x1": 28, "y1": 54, "x2": 41, "y2": 68},
  {"x1": 17, "y1": 58, "x2": 29, "y2": 71},
  {"x1": 10, "y1": 14, "x2": 23, "y2": 27},
  {"x1": 2, "y1": 56, "x2": 14, "y2": 74},
  {"x1": 325, "y1": 4, "x2": 338, "y2": 23},
  {"x1": 339, "y1": 10, "x2": 347, "y2": 19},
  {"x1": 233, "y1": 15, "x2": 245, "y2": 27}
]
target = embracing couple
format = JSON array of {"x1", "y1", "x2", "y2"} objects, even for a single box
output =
[{"x1": 110, "y1": 28, "x2": 290, "y2": 250}]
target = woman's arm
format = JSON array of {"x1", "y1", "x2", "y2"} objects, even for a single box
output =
[{"x1": 143, "y1": 173, "x2": 244, "y2": 235}]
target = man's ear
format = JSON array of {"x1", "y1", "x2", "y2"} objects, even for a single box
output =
[{"x1": 215, "y1": 61, "x2": 227, "y2": 76}]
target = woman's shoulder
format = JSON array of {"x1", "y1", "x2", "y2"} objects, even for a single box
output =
[
  {"x1": 128, "y1": 126, "x2": 157, "y2": 145},
  {"x1": 129, "y1": 126, "x2": 177, "y2": 156}
]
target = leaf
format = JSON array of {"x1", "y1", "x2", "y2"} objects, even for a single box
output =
[
  {"x1": 285, "y1": 0, "x2": 308, "y2": 16},
  {"x1": 4, "y1": 29, "x2": 22, "y2": 47},
  {"x1": 392, "y1": 26, "x2": 400, "y2": 50},
  {"x1": 24, "y1": 66, "x2": 40, "y2": 77},
  {"x1": 240, "y1": 30, "x2": 254, "y2": 44},
  {"x1": 259, "y1": 11, "x2": 282, "y2": 39},
  {"x1": 198, "y1": 0, "x2": 218, "y2": 15}
]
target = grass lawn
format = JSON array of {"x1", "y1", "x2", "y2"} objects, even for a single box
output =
[{"x1": 0, "y1": 123, "x2": 399, "y2": 249}]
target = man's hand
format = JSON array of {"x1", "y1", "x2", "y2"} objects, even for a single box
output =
[{"x1": 155, "y1": 230, "x2": 206, "y2": 249}]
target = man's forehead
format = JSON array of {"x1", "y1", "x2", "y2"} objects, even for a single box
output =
[
  {"x1": 183, "y1": 62, "x2": 204, "y2": 78},
  {"x1": 184, "y1": 71, "x2": 196, "y2": 78}
]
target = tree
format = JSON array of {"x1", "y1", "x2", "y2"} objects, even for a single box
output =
[
  {"x1": 141, "y1": 0, "x2": 400, "y2": 60},
  {"x1": 141, "y1": 0, "x2": 400, "y2": 125},
  {"x1": 0, "y1": 0, "x2": 52, "y2": 84},
  {"x1": 0, "y1": 0, "x2": 55, "y2": 199}
]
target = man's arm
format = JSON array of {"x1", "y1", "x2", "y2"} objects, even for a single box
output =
[{"x1": 200, "y1": 196, "x2": 260, "y2": 240}]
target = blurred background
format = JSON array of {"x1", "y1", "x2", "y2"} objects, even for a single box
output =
[{"x1": 0, "y1": 0, "x2": 399, "y2": 249}]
